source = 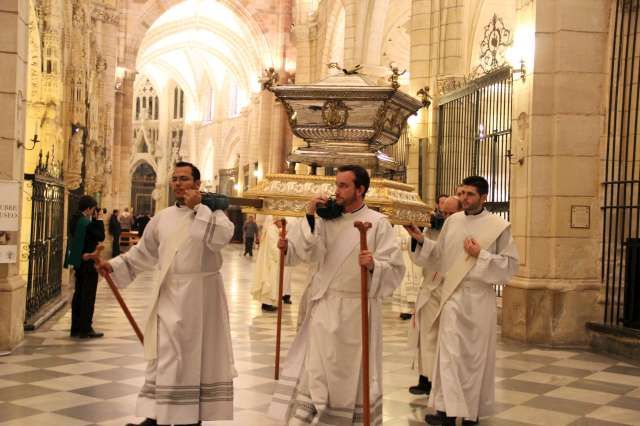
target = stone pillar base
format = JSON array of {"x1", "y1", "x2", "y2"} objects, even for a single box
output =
[
  {"x1": 502, "y1": 281, "x2": 602, "y2": 346},
  {"x1": 0, "y1": 274, "x2": 26, "y2": 352}
]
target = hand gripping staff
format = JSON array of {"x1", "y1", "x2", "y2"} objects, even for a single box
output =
[
  {"x1": 354, "y1": 221, "x2": 372, "y2": 426},
  {"x1": 83, "y1": 246, "x2": 144, "y2": 344},
  {"x1": 275, "y1": 219, "x2": 287, "y2": 380}
]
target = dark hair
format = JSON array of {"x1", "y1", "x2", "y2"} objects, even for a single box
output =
[
  {"x1": 78, "y1": 195, "x2": 97, "y2": 212},
  {"x1": 337, "y1": 164, "x2": 370, "y2": 196},
  {"x1": 174, "y1": 161, "x2": 201, "y2": 181},
  {"x1": 436, "y1": 194, "x2": 448, "y2": 203},
  {"x1": 462, "y1": 175, "x2": 489, "y2": 196}
]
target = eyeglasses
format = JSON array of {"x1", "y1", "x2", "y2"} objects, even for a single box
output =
[{"x1": 171, "y1": 176, "x2": 193, "y2": 182}]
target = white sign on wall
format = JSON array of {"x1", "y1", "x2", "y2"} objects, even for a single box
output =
[{"x1": 0, "y1": 181, "x2": 20, "y2": 263}]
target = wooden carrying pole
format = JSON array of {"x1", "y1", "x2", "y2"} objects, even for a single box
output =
[
  {"x1": 274, "y1": 219, "x2": 287, "y2": 380},
  {"x1": 82, "y1": 246, "x2": 144, "y2": 344},
  {"x1": 354, "y1": 221, "x2": 372, "y2": 426}
]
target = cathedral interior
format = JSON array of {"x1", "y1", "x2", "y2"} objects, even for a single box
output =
[{"x1": 1, "y1": 0, "x2": 640, "y2": 425}]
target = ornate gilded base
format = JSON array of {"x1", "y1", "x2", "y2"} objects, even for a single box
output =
[
  {"x1": 288, "y1": 148, "x2": 400, "y2": 171},
  {"x1": 242, "y1": 174, "x2": 430, "y2": 226}
]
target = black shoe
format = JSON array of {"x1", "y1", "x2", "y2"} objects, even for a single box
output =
[
  {"x1": 462, "y1": 420, "x2": 479, "y2": 425},
  {"x1": 70, "y1": 331, "x2": 79, "y2": 338},
  {"x1": 261, "y1": 304, "x2": 277, "y2": 312},
  {"x1": 282, "y1": 295, "x2": 292, "y2": 305},
  {"x1": 399, "y1": 312, "x2": 412, "y2": 320},
  {"x1": 408, "y1": 375, "x2": 431, "y2": 395},
  {"x1": 126, "y1": 418, "x2": 157, "y2": 426},
  {"x1": 425, "y1": 411, "x2": 455, "y2": 426},
  {"x1": 78, "y1": 329, "x2": 104, "y2": 339}
]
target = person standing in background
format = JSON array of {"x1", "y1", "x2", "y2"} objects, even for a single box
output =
[
  {"x1": 119, "y1": 207, "x2": 134, "y2": 231},
  {"x1": 243, "y1": 215, "x2": 259, "y2": 256},
  {"x1": 65, "y1": 195, "x2": 105, "y2": 339},
  {"x1": 108, "y1": 209, "x2": 121, "y2": 257}
]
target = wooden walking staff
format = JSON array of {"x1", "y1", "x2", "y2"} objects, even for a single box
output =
[
  {"x1": 354, "y1": 221, "x2": 372, "y2": 426},
  {"x1": 82, "y1": 246, "x2": 144, "y2": 344},
  {"x1": 274, "y1": 218, "x2": 287, "y2": 380}
]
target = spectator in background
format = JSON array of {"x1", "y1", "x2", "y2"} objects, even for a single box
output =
[
  {"x1": 137, "y1": 212, "x2": 151, "y2": 236},
  {"x1": 64, "y1": 195, "x2": 105, "y2": 339},
  {"x1": 430, "y1": 194, "x2": 448, "y2": 232},
  {"x1": 108, "y1": 209, "x2": 121, "y2": 257},
  {"x1": 118, "y1": 207, "x2": 134, "y2": 231},
  {"x1": 242, "y1": 215, "x2": 259, "y2": 256}
]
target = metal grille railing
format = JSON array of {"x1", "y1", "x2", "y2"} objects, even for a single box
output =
[
  {"x1": 24, "y1": 172, "x2": 65, "y2": 320},
  {"x1": 436, "y1": 67, "x2": 512, "y2": 220},
  {"x1": 601, "y1": 0, "x2": 640, "y2": 329}
]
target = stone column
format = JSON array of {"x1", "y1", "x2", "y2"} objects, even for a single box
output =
[
  {"x1": 98, "y1": 11, "x2": 119, "y2": 209},
  {"x1": 502, "y1": 0, "x2": 610, "y2": 345},
  {"x1": 0, "y1": 0, "x2": 28, "y2": 351},
  {"x1": 117, "y1": 72, "x2": 135, "y2": 210},
  {"x1": 111, "y1": 78, "x2": 124, "y2": 202}
]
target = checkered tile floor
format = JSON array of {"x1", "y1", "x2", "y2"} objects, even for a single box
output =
[{"x1": 1, "y1": 244, "x2": 639, "y2": 425}]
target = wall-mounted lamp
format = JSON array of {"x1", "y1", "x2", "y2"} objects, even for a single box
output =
[
  {"x1": 233, "y1": 183, "x2": 241, "y2": 191},
  {"x1": 512, "y1": 59, "x2": 527, "y2": 82},
  {"x1": 18, "y1": 133, "x2": 41, "y2": 151}
]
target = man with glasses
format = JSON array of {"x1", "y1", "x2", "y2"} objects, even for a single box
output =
[{"x1": 97, "y1": 162, "x2": 235, "y2": 426}]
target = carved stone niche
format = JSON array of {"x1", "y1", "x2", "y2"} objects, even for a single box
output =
[{"x1": 64, "y1": 126, "x2": 84, "y2": 190}]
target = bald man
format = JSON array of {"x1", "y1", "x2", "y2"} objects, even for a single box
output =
[{"x1": 407, "y1": 196, "x2": 462, "y2": 395}]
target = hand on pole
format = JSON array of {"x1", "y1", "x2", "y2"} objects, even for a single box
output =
[
  {"x1": 359, "y1": 249, "x2": 374, "y2": 272},
  {"x1": 277, "y1": 237, "x2": 288, "y2": 252},
  {"x1": 83, "y1": 246, "x2": 113, "y2": 277},
  {"x1": 95, "y1": 257, "x2": 114, "y2": 277}
]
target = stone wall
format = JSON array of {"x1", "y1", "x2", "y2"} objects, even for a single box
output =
[{"x1": 0, "y1": 0, "x2": 29, "y2": 351}]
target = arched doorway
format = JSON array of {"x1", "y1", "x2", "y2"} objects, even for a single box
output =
[{"x1": 131, "y1": 162, "x2": 157, "y2": 215}]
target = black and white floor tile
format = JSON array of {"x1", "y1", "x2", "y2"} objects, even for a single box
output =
[{"x1": 1, "y1": 245, "x2": 639, "y2": 425}]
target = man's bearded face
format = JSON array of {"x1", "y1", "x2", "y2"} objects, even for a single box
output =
[
  {"x1": 460, "y1": 185, "x2": 486, "y2": 212},
  {"x1": 334, "y1": 171, "x2": 362, "y2": 206}
]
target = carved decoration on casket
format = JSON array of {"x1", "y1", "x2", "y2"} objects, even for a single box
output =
[{"x1": 321, "y1": 100, "x2": 349, "y2": 128}]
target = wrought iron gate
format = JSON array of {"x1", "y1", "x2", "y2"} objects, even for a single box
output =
[
  {"x1": 601, "y1": 0, "x2": 640, "y2": 329},
  {"x1": 435, "y1": 67, "x2": 513, "y2": 219},
  {"x1": 24, "y1": 155, "x2": 65, "y2": 321},
  {"x1": 131, "y1": 162, "x2": 156, "y2": 215}
]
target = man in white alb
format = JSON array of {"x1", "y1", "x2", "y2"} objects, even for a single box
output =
[
  {"x1": 405, "y1": 176, "x2": 518, "y2": 425},
  {"x1": 407, "y1": 196, "x2": 462, "y2": 396},
  {"x1": 97, "y1": 162, "x2": 236, "y2": 426},
  {"x1": 252, "y1": 216, "x2": 292, "y2": 311},
  {"x1": 269, "y1": 164, "x2": 405, "y2": 426}
]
